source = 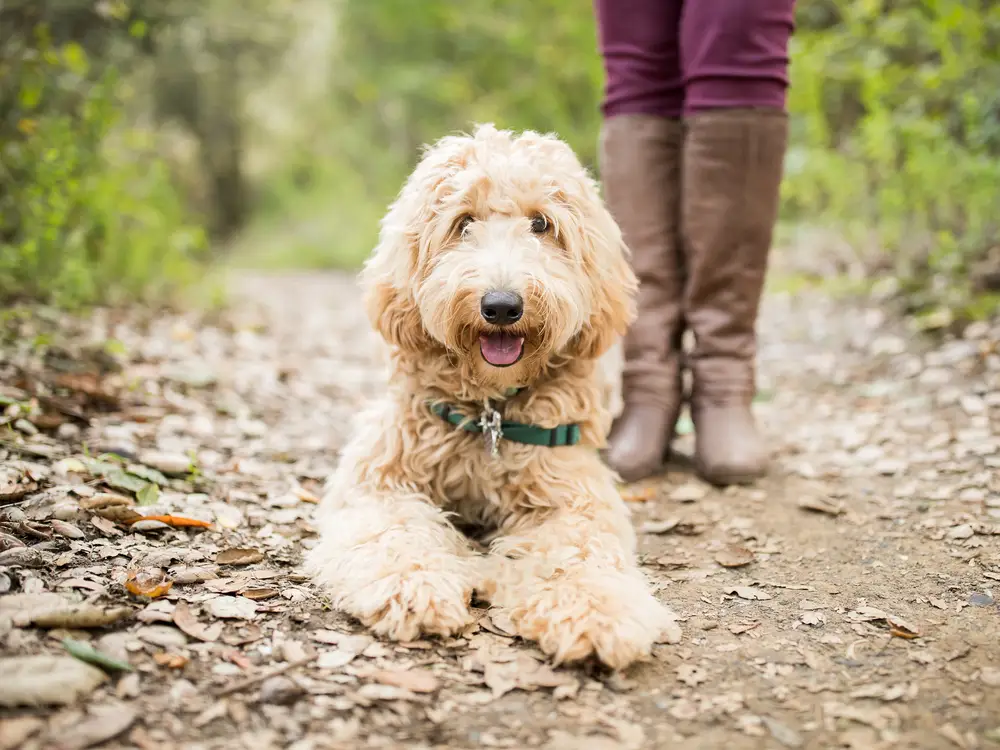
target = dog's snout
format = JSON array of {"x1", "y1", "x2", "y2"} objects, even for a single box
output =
[{"x1": 480, "y1": 290, "x2": 524, "y2": 326}]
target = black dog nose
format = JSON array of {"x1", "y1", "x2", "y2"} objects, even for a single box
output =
[{"x1": 480, "y1": 291, "x2": 523, "y2": 325}]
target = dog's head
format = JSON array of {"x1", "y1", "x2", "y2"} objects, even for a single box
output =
[{"x1": 362, "y1": 124, "x2": 636, "y2": 390}]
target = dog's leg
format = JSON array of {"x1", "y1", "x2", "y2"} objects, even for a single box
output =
[
  {"x1": 483, "y1": 473, "x2": 680, "y2": 670},
  {"x1": 306, "y1": 489, "x2": 479, "y2": 641}
]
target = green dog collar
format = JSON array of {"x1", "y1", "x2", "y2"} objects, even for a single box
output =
[{"x1": 428, "y1": 397, "x2": 582, "y2": 452}]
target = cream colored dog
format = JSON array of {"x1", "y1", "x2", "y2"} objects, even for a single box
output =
[{"x1": 306, "y1": 124, "x2": 680, "y2": 669}]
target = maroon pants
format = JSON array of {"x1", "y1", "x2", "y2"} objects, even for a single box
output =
[{"x1": 594, "y1": 0, "x2": 796, "y2": 118}]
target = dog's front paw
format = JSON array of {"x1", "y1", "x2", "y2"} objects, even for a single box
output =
[
  {"x1": 346, "y1": 568, "x2": 476, "y2": 642},
  {"x1": 505, "y1": 567, "x2": 680, "y2": 670}
]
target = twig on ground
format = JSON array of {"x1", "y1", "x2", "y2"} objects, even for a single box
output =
[{"x1": 211, "y1": 656, "x2": 316, "y2": 698}]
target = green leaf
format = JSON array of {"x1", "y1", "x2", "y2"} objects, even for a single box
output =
[
  {"x1": 136, "y1": 482, "x2": 160, "y2": 506},
  {"x1": 104, "y1": 469, "x2": 148, "y2": 494},
  {"x1": 62, "y1": 637, "x2": 133, "y2": 673},
  {"x1": 62, "y1": 42, "x2": 89, "y2": 76},
  {"x1": 129, "y1": 464, "x2": 169, "y2": 485}
]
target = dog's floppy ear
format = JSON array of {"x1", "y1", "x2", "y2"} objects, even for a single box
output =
[
  {"x1": 360, "y1": 200, "x2": 429, "y2": 353},
  {"x1": 361, "y1": 135, "x2": 474, "y2": 352},
  {"x1": 566, "y1": 182, "x2": 638, "y2": 361}
]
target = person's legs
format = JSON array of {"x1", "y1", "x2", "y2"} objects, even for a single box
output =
[
  {"x1": 595, "y1": 0, "x2": 687, "y2": 482},
  {"x1": 678, "y1": 0, "x2": 795, "y2": 484}
]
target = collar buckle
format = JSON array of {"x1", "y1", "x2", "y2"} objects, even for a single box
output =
[{"x1": 479, "y1": 404, "x2": 503, "y2": 458}]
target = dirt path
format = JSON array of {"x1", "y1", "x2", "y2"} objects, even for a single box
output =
[{"x1": 1, "y1": 270, "x2": 998, "y2": 750}]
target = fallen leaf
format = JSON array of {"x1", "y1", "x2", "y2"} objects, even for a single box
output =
[
  {"x1": 368, "y1": 668, "x2": 440, "y2": 694},
  {"x1": 90, "y1": 515, "x2": 123, "y2": 536},
  {"x1": 311, "y1": 630, "x2": 374, "y2": 653},
  {"x1": 730, "y1": 620, "x2": 761, "y2": 635},
  {"x1": 621, "y1": 485, "x2": 658, "y2": 503},
  {"x1": 170, "y1": 565, "x2": 218, "y2": 584},
  {"x1": 849, "y1": 607, "x2": 920, "y2": 637},
  {"x1": 761, "y1": 717, "x2": 803, "y2": 748},
  {"x1": 80, "y1": 493, "x2": 133, "y2": 511},
  {"x1": 93, "y1": 506, "x2": 142, "y2": 525},
  {"x1": 128, "y1": 514, "x2": 211, "y2": 529},
  {"x1": 62, "y1": 638, "x2": 133, "y2": 673},
  {"x1": 725, "y1": 586, "x2": 773, "y2": 601},
  {"x1": 153, "y1": 653, "x2": 189, "y2": 669},
  {"x1": 130, "y1": 519, "x2": 171, "y2": 533},
  {"x1": 206, "y1": 595, "x2": 258, "y2": 620},
  {"x1": 669, "y1": 483, "x2": 707, "y2": 502},
  {"x1": 938, "y1": 723, "x2": 967, "y2": 748},
  {"x1": 482, "y1": 653, "x2": 576, "y2": 699},
  {"x1": 204, "y1": 577, "x2": 247, "y2": 594},
  {"x1": 715, "y1": 544, "x2": 755, "y2": 568},
  {"x1": 0, "y1": 656, "x2": 107, "y2": 706},
  {"x1": 221, "y1": 623, "x2": 262, "y2": 646},
  {"x1": 124, "y1": 568, "x2": 173, "y2": 599},
  {"x1": 139, "y1": 451, "x2": 192, "y2": 476},
  {"x1": 0, "y1": 716, "x2": 45, "y2": 750},
  {"x1": 639, "y1": 518, "x2": 680, "y2": 535},
  {"x1": 293, "y1": 486, "x2": 320, "y2": 504},
  {"x1": 31, "y1": 604, "x2": 133, "y2": 629},
  {"x1": 50, "y1": 520, "x2": 86, "y2": 539},
  {"x1": 136, "y1": 483, "x2": 160, "y2": 506},
  {"x1": 981, "y1": 667, "x2": 1000, "y2": 687},
  {"x1": 317, "y1": 649, "x2": 356, "y2": 669},
  {"x1": 216, "y1": 548, "x2": 265, "y2": 565},
  {"x1": 172, "y1": 600, "x2": 223, "y2": 642},
  {"x1": 797, "y1": 496, "x2": 844, "y2": 516},
  {"x1": 49, "y1": 703, "x2": 137, "y2": 750},
  {"x1": 0, "y1": 547, "x2": 47, "y2": 567},
  {"x1": 241, "y1": 588, "x2": 278, "y2": 600}
]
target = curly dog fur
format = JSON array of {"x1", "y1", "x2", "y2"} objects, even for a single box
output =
[{"x1": 306, "y1": 124, "x2": 680, "y2": 669}]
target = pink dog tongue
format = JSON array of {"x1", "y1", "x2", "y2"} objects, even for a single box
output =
[{"x1": 480, "y1": 333, "x2": 524, "y2": 366}]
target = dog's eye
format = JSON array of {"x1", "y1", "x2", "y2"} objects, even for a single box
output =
[
  {"x1": 530, "y1": 214, "x2": 549, "y2": 234},
  {"x1": 456, "y1": 215, "x2": 474, "y2": 235}
]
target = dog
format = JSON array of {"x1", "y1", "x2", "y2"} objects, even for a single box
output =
[{"x1": 306, "y1": 124, "x2": 680, "y2": 669}]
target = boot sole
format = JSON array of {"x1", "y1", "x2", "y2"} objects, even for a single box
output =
[{"x1": 694, "y1": 459, "x2": 766, "y2": 487}]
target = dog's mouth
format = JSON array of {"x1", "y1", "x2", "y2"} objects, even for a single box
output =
[{"x1": 479, "y1": 332, "x2": 525, "y2": 368}]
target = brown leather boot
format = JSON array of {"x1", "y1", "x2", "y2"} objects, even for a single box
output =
[
  {"x1": 599, "y1": 115, "x2": 685, "y2": 483},
  {"x1": 681, "y1": 108, "x2": 788, "y2": 485}
]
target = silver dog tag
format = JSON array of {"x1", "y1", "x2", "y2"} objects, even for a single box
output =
[{"x1": 480, "y1": 406, "x2": 503, "y2": 458}]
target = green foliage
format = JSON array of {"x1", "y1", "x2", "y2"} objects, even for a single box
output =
[
  {"x1": 785, "y1": 0, "x2": 1000, "y2": 315},
  {"x1": 243, "y1": 0, "x2": 603, "y2": 271},
  {"x1": 0, "y1": 20, "x2": 206, "y2": 307}
]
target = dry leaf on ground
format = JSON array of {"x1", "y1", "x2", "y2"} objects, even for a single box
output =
[
  {"x1": 0, "y1": 716, "x2": 45, "y2": 750},
  {"x1": 715, "y1": 544, "x2": 755, "y2": 568},
  {"x1": 368, "y1": 668, "x2": 440, "y2": 694},
  {"x1": 129, "y1": 514, "x2": 211, "y2": 529},
  {"x1": 124, "y1": 568, "x2": 173, "y2": 598},
  {"x1": 241, "y1": 587, "x2": 278, "y2": 600},
  {"x1": 31, "y1": 604, "x2": 133, "y2": 629},
  {"x1": 172, "y1": 600, "x2": 223, "y2": 642},
  {"x1": 216, "y1": 548, "x2": 265, "y2": 565},
  {"x1": 669, "y1": 483, "x2": 707, "y2": 503},
  {"x1": 206, "y1": 595, "x2": 258, "y2": 620},
  {"x1": 849, "y1": 607, "x2": 920, "y2": 637},
  {"x1": 49, "y1": 703, "x2": 137, "y2": 750},
  {"x1": 639, "y1": 518, "x2": 680, "y2": 535},
  {"x1": 0, "y1": 656, "x2": 107, "y2": 706},
  {"x1": 153, "y1": 653, "x2": 189, "y2": 669},
  {"x1": 725, "y1": 586, "x2": 773, "y2": 601}
]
